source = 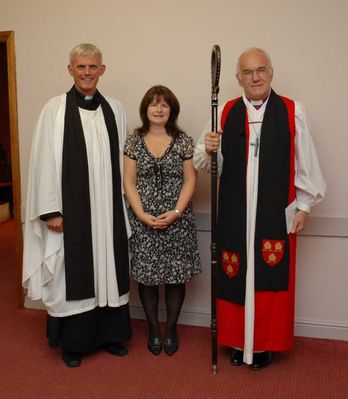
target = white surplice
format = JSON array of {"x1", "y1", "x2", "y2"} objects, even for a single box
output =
[
  {"x1": 22, "y1": 94, "x2": 131, "y2": 317},
  {"x1": 193, "y1": 92, "x2": 326, "y2": 364}
]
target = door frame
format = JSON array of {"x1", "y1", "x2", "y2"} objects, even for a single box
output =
[{"x1": 0, "y1": 31, "x2": 23, "y2": 306}]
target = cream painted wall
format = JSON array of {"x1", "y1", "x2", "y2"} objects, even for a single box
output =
[{"x1": 2, "y1": 0, "x2": 347, "y2": 339}]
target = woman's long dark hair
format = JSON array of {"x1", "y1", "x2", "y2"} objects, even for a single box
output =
[{"x1": 135, "y1": 85, "x2": 183, "y2": 138}]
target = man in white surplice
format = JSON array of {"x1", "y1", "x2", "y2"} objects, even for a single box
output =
[
  {"x1": 193, "y1": 48, "x2": 326, "y2": 370},
  {"x1": 23, "y1": 43, "x2": 132, "y2": 367}
]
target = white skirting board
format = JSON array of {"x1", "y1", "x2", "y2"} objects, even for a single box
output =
[
  {"x1": 294, "y1": 318, "x2": 348, "y2": 341},
  {"x1": 130, "y1": 305, "x2": 348, "y2": 341},
  {"x1": 24, "y1": 298, "x2": 348, "y2": 341},
  {"x1": 24, "y1": 298, "x2": 347, "y2": 341}
]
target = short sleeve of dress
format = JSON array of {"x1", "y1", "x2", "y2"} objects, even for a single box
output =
[
  {"x1": 179, "y1": 133, "x2": 195, "y2": 160},
  {"x1": 124, "y1": 133, "x2": 139, "y2": 160}
]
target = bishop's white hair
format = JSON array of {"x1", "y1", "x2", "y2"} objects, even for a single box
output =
[{"x1": 236, "y1": 47, "x2": 273, "y2": 74}]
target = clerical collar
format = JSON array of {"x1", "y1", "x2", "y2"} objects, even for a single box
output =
[
  {"x1": 73, "y1": 87, "x2": 101, "y2": 110},
  {"x1": 250, "y1": 99, "x2": 263, "y2": 106},
  {"x1": 247, "y1": 95, "x2": 269, "y2": 110}
]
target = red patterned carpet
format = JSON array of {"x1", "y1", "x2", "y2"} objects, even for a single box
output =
[{"x1": 1, "y1": 220, "x2": 347, "y2": 399}]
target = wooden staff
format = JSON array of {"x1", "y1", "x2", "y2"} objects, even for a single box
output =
[{"x1": 210, "y1": 44, "x2": 221, "y2": 375}]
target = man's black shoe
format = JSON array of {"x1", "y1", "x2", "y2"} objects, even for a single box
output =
[
  {"x1": 230, "y1": 349, "x2": 244, "y2": 366},
  {"x1": 250, "y1": 351, "x2": 273, "y2": 370},
  {"x1": 104, "y1": 342, "x2": 128, "y2": 356},
  {"x1": 62, "y1": 351, "x2": 82, "y2": 367}
]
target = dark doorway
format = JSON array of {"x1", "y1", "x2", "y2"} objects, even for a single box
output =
[
  {"x1": 0, "y1": 31, "x2": 23, "y2": 306},
  {"x1": 0, "y1": 41, "x2": 12, "y2": 220}
]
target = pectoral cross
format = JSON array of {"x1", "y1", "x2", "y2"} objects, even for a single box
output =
[{"x1": 250, "y1": 137, "x2": 260, "y2": 157}]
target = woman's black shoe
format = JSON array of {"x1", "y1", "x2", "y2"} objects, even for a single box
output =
[
  {"x1": 147, "y1": 336, "x2": 162, "y2": 355},
  {"x1": 230, "y1": 349, "x2": 244, "y2": 366},
  {"x1": 250, "y1": 352, "x2": 273, "y2": 370},
  {"x1": 164, "y1": 337, "x2": 178, "y2": 356}
]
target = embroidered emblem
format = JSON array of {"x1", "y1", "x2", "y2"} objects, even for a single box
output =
[
  {"x1": 222, "y1": 250, "x2": 240, "y2": 278},
  {"x1": 262, "y1": 239, "x2": 285, "y2": 267}
]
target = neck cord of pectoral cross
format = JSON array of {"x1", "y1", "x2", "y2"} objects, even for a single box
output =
[{"x1": 249, "y1": 120, "x2": 262, "y2": 157}]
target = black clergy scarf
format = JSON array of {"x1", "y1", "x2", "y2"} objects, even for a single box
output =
[
  {"x1": 217, "y1": 90, "x2": 294, "y2": 305},
  {"x1": 62, "y1": 86, "x2": 129, "y2": 300}
]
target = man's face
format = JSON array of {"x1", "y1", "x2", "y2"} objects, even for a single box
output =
[
  {"x1": 68, "y1": 54, "x2": 105, "y2": 96},
  {"x1": 236, "y1": 51, "x2": 273, "y2": 100}
]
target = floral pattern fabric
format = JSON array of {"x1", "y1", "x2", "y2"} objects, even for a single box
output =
[{"x1": 124, "y1": 132, "x2": 201, "y2": 285}]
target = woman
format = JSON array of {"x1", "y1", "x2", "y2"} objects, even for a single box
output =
[{"x1": 123, "y1": 85, "x2": 201, "y2": 356}]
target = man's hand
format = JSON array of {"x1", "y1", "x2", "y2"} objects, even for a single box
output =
[
  {"x1": 291, "y1": 210, "x2": 308, "y2": 234},
  {"x1": 46, "y1": 216, "x2": 64, "y2": 233},
  {"x1": 205, "y1": 130, "x2": 223, "y2": 156}
]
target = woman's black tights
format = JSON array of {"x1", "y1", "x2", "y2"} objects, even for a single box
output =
[
  {"x1": 165, "y1": 283, "x2": 185, "y2": 338},
  {"x1": 138, "y1": 283, "x2": 160, "y2": 338},
  {"x1": 138, "y1": 283, "x2": 186, "y2": 339}
]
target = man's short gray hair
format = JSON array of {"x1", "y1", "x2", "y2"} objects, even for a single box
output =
[
  {"x1": 236, "y1": 47, "x2": 273, "y2": 74},
  {"x1": 69, "y1": 43, "x2": 103, "y2": 64}
]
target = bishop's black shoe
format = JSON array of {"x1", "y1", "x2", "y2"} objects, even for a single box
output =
[
  {"x1": 250, "y1": 351, "x2": 273, "y2": 370},
  {"x1": 103, "y1": 342, "x2": 128, "y2": 356},
  {"x1": 62, "y1": 351, "x2": 82, "y2": 367},
  {"x1": 230, "y1": 349, "x2": 244, "y2": 366}
]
